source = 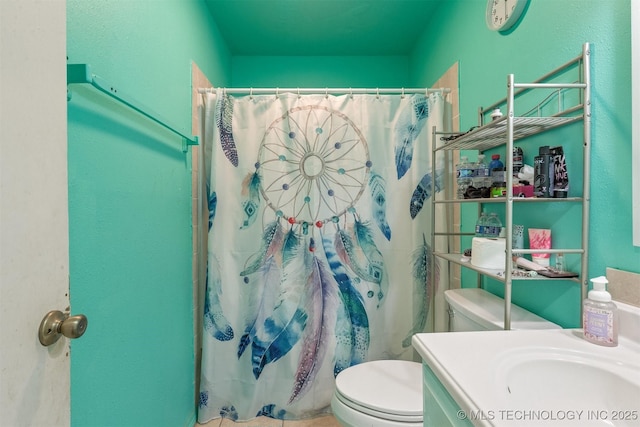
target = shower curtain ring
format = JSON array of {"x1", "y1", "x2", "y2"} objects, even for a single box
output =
[
  {"x1": 325, "y1": 88, "x2": 329, "y2": 99},
  {"x1": 297, "y1": 88, "x2": 301, "y2": 99},
  {"x1": 349, "y1": 87, "x2": 353, "y2": 99},
  {"x1": 376, "y1": 88, "x2": 380, "y2": 99},
  {"x1": 401, "y1": 88, "x2": 405, "y2": 99},
  {"x1": 249, "y1": 87, "x2": 253, "y2": 99},
  {"x1": 276, "y1": 88, "x2": 279, "y2": 99}
]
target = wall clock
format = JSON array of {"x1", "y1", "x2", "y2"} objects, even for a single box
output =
[{"x1": 486, "y1": 0, "x2": 528, "y2": 32}]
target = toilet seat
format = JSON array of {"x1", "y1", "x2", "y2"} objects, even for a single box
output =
[{"x1": 333, "y1": 360, "x2": 423, "y2": 423}]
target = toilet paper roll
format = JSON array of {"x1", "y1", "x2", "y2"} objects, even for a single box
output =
[{"x1": 471, "y1": 237, "x2": 506, "y2": 270}]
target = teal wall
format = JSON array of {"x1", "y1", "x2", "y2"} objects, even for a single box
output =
[
  {"x1": 233, "y1": 56, "x2": 409, "y2": 87},
  {"x1": 67, "y1": 1, "x2": 230, "y2": 426},
  {"x1": 409, "y1": 0, "x2": 636, "y2": 327}
]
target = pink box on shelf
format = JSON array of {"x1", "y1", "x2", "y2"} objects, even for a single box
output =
[{"x1": 513, "y1": 184, "x2": 534, "y2": 198}]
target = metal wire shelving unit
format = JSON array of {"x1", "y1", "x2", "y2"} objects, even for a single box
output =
[{"x1": 431, "y1": 43, "x2": 591, "y2": 330}]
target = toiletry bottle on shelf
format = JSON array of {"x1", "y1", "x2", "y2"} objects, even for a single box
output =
[
  {"x1": 512, "y1": 146, "x2": 524, "y2": 177},
  {"x1": 473, "y1": 154, "x2": 490, "y2": 188},
  {"x1": 555, "y1": 252, "x2": 565, "y2": 272},
  {"x1": 489, "y1": 154, "x2": 504, "y2": 175},
  {"x1": 550, "y1": 145, "x2": 569, "y2": 198},
  {"x1": 475, "y1": 212, "x2": 488, "y2": 237},
  {"x1": 485, "y1": 213, "x2": 502, "y2": 238},
  {"x1": 489, "y1": 155, "x2": 504, "y2": 186},
  {"x1": 456, "y1": 156, "x2": 472, "y2": 199},
  {"x1": 534, "y1": 146, "x2": 554, "y2": 197},
  {"x1": 583, "y1": 276, "x2": 618, "y2": 347},
  {"x1": 466, "y1": 158, "x2": 477, "y2": 189}
]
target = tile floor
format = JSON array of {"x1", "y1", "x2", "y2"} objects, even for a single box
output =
[{"x1": 197, "y1": 415, "x2": 341, "y2": 427}]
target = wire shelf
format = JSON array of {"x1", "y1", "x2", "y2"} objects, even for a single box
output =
[{"x1": 436, "y1": 115, "x2": 583, "y2": 152}]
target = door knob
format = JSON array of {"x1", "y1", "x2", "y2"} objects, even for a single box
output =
[{"x1": 38, "y1": 310, "x2": 88, "y2": 346}]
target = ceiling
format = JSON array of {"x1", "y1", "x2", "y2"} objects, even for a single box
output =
[{"x1": 204, "y1": 0, "x2": 443, "y2": 56}]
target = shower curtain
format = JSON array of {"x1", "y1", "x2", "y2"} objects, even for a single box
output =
[{"x1": 198, "y1": 89, "x2": 447, "y2": 423}]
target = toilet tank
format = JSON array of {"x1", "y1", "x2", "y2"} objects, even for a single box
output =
[{"x1": 444, "y1": 288, "x2": 561, "y2": 331}]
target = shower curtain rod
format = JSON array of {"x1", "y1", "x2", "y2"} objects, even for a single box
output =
[
  {"x1": 67, "y1": 64, "x2": 199, "y2": 152},
  {"x1": 198, "y1": 87, "x2": 450, "y2": 96}
]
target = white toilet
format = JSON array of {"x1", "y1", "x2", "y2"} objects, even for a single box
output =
[
  {"x1": 331, "y1": 288, "x2": 560, "y2": 426},
  {"x1": 331, "y1": 359, "x2": 423, "y2": 427},
  {"x1": 444, "y1": 287, "x2": 562, "y2": 332}
]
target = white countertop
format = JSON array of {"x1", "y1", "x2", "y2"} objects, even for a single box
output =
[{"x1": 413, "y1": 329, "x2": 640, "y2": 427}]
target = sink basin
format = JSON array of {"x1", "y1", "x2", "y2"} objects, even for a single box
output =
[
  {"x1": 413, "y1": 301, "x2": 640, "y2": 427},
  {"x1": 495, "y1": 346, "x2": 640, "y2": 414}
]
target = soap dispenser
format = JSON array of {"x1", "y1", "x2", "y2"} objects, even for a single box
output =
[{"x1": 582, "y1": 276, "x2": 618, "y2": 347}]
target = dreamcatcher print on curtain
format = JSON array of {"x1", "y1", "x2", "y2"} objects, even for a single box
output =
[{"x1": 198, "y1": 89, "x2": 447, "y2": 423}]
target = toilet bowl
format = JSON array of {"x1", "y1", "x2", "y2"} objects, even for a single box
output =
[
  {"x1": 331, "y1": 360, "x2": 423, "y2": 427},
  {"x1": 332, "y1": 288, "x2": 559, "y2": 426}
]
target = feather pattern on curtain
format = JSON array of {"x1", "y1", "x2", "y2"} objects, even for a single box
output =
[{"x1": 198, "y1": 89, "x2": 446, "y2": 422}]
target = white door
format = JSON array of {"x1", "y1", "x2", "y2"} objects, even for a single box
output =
[{"x1": 0, "y1": 1, "x2": 70, "y2": 426}]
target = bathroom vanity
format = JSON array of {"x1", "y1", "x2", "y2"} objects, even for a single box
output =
[{"x1": 412, "y1": 300, "x2": 640, "y2": 427}]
